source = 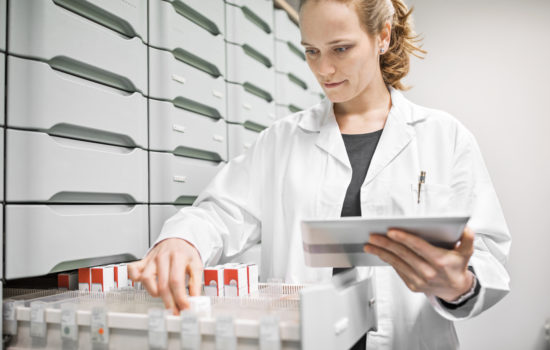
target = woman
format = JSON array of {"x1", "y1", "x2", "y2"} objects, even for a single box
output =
[{"x1": 129, "y1": 0, "x2": 511, "y2": 348}]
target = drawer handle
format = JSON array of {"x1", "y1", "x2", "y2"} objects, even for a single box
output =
[
  {"x1": 173, "y1": 96, "x2": 222, "y2": 120},
  {"x1": 170, "y1": 0, "x2": 221, "y2": 36},
  {"x1": 173, "y1": 175, "x2": 187, "y2": 183},
  {"x1": 243, "y1": 103, "x2": 252, "y2": 111},
  {"x1": 171, "y1": 74, "x2": 186, "y2": 85},
  {"x1": 288, "y1": 73, "x2": 308, "y2": 90},
  {"x1": 213, "y1": 135, "x2": 224, "y2": 142},
  {"x1": 173, "y1": 48, "x2": 222, "y2": 78},
  {"x1": 53, "y1": 0, "x2": 138, "y2": 39},
  {"x1": 212, "y1": 90, "x2": 224, "y2": 99},
  {"x1": 287, "y1": 41, "x2": 306, "y2": 61},
  {"x1": 241, "y1": 6, "x2": 271, "y2": 34},
  {"x1": 243, "y1": 82, "x2": 273, "y2": 103},
  {"x1": 288, "y1": 104, "x2": 303, "y2": 113},
  {"x1": 242, "y1": 44, "x2": 272, "y2": 69},
  {"x1": 172, "y1": 124, "x2": 186, "y2": 133}
]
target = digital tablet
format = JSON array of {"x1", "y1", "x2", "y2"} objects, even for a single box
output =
[{"x1": 301, "y1": 215, "x2": 470, "y2": 267}]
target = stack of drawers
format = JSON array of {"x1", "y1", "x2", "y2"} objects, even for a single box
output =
[
  {"x1": 274, "y1": 9, "x2": 324, "y2": 118},
  {"x1": 147, "y1": 0, "x2": 227, "y2": 244},
  {"x1": 5, "y1": 0, "x2": 150, "y2": 280},
  {"x1": 225, "y1": 0, "x2": 276, "y2": 159}
]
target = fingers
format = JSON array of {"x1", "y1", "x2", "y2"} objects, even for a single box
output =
[
  {"x1": 386, "y1": 229, "x2": 446, "y2": 266},
  {"x1": 156, "y1": 252, "x2": 177, "y2": 314},
  {"x1": 127, "y1": 259, "x2": 146, "y2": 281},
  {"x1": 169, "y1": 253, "x2": 190, "y2": 313},
  {"x1": 141, "y1": 256, "x2": 159, "y2": 297},
  {"x1": 187, "y1": 261, "x2": 203, "y2": 297}
]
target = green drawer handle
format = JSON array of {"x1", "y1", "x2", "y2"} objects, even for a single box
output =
[
  {"x1": 243, "y1": 82, "x2": 273, "y2": 103},
  {"x1": 288, "y1": 73, "x2": 308, "y2": 90},
  {"x1": 171, "y1": 0, "x2": 221, "y2": 36},
  {"x1": 241, "y1": 6, "x2": 271, "y2": 34},
  {"x1": 287, "y1": 41, "x2": 306, "y2": 61},
  {"x1": 173, "y1": 48, "x2": 222, "y2": 78},
  {"x1": 242, "y1": 44, "x2": 272, "y2": 69}
]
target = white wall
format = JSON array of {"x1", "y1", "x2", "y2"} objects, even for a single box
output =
[{"x1": 404, "y1": 1, "x2": 550, "y2": 348}]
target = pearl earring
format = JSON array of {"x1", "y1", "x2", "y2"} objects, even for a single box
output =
[{"x1": 380, "y1": 48, "x2": 385, "y2": 54}]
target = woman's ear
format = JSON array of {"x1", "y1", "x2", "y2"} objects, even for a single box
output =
[{"x1": 379, "y1": 20, "x2": 392, "y2": 52}]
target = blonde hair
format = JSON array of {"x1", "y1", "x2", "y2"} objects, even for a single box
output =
[{"x1": 299, "y1": 0, "x2": 426, "y2": 90}]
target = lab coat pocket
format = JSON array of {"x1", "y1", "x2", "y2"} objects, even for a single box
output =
[
  {"x1": 410, "y1": 183, "x2": 453, "y2": 216},
  {"x1": 317, "y1": 184, "x2": 347, "y2": 218}
]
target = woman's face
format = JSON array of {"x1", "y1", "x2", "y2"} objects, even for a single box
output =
[{"x1": 299, "y1": 0, "x2": 383, "y2": 103}]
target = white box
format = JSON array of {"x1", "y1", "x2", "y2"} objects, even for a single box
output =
[
  {"x1": 224, "y1": 265, "x2": 248, "y2": 297},
  {"x1": 91, "y1": 266, "x2": 115, "y2": 292},
  {"x1": 225, "y1": 4, "x2": 274, "y2": 61},
  {"x1": 149, "y1": 48, "x2": 226, "y2": 120},
  {"x1": 78, "y1": 268, "x2": 92, "y2": 291},
  {"x1": 226, "y1": 43, "x2": 275, "y2": 95},
  {"x1": 114, "y1": 264, "x2": 129, "y2": 289},
  {"x1": 149, "y1": 99, "x2": 227, "y2": 161},
  {"x1": 6, "y1": 205, "x2": 149, "y2": 279},
  {"x1": 203, "y1": 267, "x2": 224, "y2": 297},
  {"x1": 9, "y1": 0, "x2": 147, "y2": 93},
  {"x1": 246, "y1": 264, "x2": 259, "y2": 294},
  {"x1": 7, "y1": 56, "x2": 147, "y2": 148},
  {"x1": 149, "y1": 0, "x2": 225, "y2": 77},
  {"x1": 149, "y1": 152, "x2": 225, "y2": 204},
  {"x1": 58, "y1": 272, "x2": 78, "y2": 290},
  {"x1": 226, "y1": 82, "x2": 276, "y2": 128},
  {"x1": 227, "y1": 124, "x2": 261, "y2": 160},
  {"x1": 6, "y1": 129, "x2": 148, "y2": 203}
]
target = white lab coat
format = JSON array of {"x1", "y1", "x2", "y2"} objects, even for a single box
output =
[{"x1": 156, "y1": 87, "x2": 511, "y2": 349}]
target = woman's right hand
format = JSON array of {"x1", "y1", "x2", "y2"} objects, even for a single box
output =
[{"x1": 128, "y1": 238, "x2": 204, "y2": 315}]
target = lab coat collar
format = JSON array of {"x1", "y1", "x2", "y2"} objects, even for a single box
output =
[{"x1": 299, "y1": 86, "x2": 423, "y2": 178}]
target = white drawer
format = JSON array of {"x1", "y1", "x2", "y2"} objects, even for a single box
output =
[
  {"x1": 225, "y1": 4, "x2": 274, "y2": 61},
  {"x1": 0, "y1": 205, "x2": 2, "y2": 279},
  {"x1": 8, "y1": 56, "x2": 147, "y2": 148},
  {"x1": 149, "y1": 99, "x2": 227, "y2": 161},
  {"x1": 6, "y1": 130, "x2": 148, "y2": 203},
  {"x1": 0, "y1": 53, "x2": 4, "y2": 126},
  {"x1": 276, "y1": 72, "x2": 310, "y2": 107},
  {"x1": 149, "y1": 48, "x2": 226, "y2": 120},
  {"x1": 171, "y1": 0, "x2": 224, "y2": 36},
  {"x1": 276, "y1": 104, "x2": 304, "y2": 119},
  {"x1": 149, "y1": 204, "x2": 186, "y2": 244},
  {"x1": 0, "y1": 0, "x2": 5, "y2": 51},
  {"x1": 9, "y1": 0, "x2": 147, "y2": 94},
  {"x1": 227, "y1": 124, "x2": 261, "y2": 159},
  {"x1": 226, "y1": 83, "x2": 276, "y2": 128},
  {"x1": 274, "y1": 8, "x2": 301, "y2": 44},
  {"x1": 5, "y1": 204, "x2": 149, "y2": 279},
  {"x1": 226, "y1": 43, "x2": 275, "y2": 95},
  {"x1": 149, "y1": 152, "x2": 225, "y2": 204},
  {"x1": 86, "y1": 0, "x2": 148, "y2": 41},
  {"x1": 149, "y1": 0, "x2": 225, "y2": 77},
  {"x1": 304, "y1": 91, "x2": 324, "y2": 108},
  {"x1": 226, "y1": 0, "x2": 273, "y2": 30}
]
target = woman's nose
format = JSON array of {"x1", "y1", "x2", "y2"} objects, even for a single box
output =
[{"x1": 315, "y1": 56, "x2": 336, "y2": 79}]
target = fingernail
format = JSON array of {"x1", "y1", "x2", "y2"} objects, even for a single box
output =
[
  {"x1": 364, "y1": 244, "x2": 371, "y2": 253},
  {"x1": 388, "y1": 230, "x2": 397, "y2": 239}
]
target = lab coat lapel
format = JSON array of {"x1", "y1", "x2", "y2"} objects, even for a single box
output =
[
  {"x1": 364, "y1": 90, "x2": 416, "y2": 186},
  {"x1": 314, "y1": 100, "x2": 351, "y2": 169}
]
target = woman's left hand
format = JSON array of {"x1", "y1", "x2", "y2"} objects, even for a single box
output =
[{"x1": 363, "y1": 226, "x2": 475, "y2": 302}]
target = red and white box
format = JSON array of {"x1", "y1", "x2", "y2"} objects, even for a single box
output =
[
  {"x1": 91, "y1": 266, "x2": 115, "y2": 292},
  {"x1": 246, "y1": 264, "x2": 259, "y2": 294},
  {"x1": 78, "y1": 268, "x2": 92, "y2": 291},
  {"x1": 58, "y1": 272, "x2": 78, "y2": 290},
  {"x1": 204, "y1": 266, "x2": 224, "y2": 297},
  {"x1": 224, "y1": 264, "x2": 248, "y2": 297},
  {"x1": 113, "y1": 264, "x2": 128, "y2": 289}
]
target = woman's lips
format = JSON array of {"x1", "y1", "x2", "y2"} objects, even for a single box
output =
[{"x1": 324, "y1": 81, "x2": 345, "y2": 88}]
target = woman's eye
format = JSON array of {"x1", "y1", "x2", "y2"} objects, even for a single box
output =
[
  {"x1": 335, "y1": 47, "x2": 349, "y2": 53},
  {"x1": 305, "y1": 49, "x2": 318, "y2": 55}
]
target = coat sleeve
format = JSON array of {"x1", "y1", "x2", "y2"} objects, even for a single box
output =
[
  {"x1": 150, "y1": 130, "x2": 269, "y2": 267},
  {"x1": 429, "y1": 125, "x2": 511, "y2": 320}
]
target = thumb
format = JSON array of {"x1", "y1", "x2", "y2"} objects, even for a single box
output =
[
  {"x1": 128, "y1": 259, "x2": 147, "y2": 280},
  {"x1": 456, "y1": 226, "x2": 475, "y2": 256}
]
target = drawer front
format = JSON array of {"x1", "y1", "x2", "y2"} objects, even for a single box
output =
[
  {"x1": 226, "y1": 83, "x2": 276, "y2": 128},
  {"x1": 149, "y1": 204, "x2": 186, "y2": 245},
  {"x1": 149, "y1": 152, "x2": 225, "y2": 204},
  {"x1": 275, "y1": 72, "x2": 310, "y2": 107},
  {"x1": 274, "y1": 8, "x2": 300, "y2": 44},
  {"x1": 226, "y1": 43, "x2": 275, "y2": 95},
  {"x1": 149, "y1": 48, "x2": 226, "y2": 120},
  {"x1": 0, "y1": 205, "x2": 2, "y2": 278},
  {"x1": 8, "y1": 56, "x2": 147, "y2": 148},
  {"x1": 149, "y1": 0, "x2": 225, "y2": 77},
  {"x1": 0, "y1": 0, "x2": 5, "y2": 51},
  {"x1": 9, "y1": 0, "x2": 147, "y2": 94},
  {"x1": 226, "y1": 0, "x2": 273, "y2": 30},
  {"x1": 225, "y1": 4, "x2": 274, "y2": 61},
  {"x1": 0, "y1": 53, "x2": 4, "y2": 126},
  {"x1": 176, "y1": 0, "x2": 225, "y2": 36},
  {"x1": 275, "y1": 39, "x2": 309, "y2": 77},
  {"x1": 6, "y1": 130, "x2": 148, "y2": 203},
  {"x1": 149, "y1": 99, "x2": 227, "y2": 161},
  {"x1": 227, "y1": 124, "x2": 261, "y2": 160},
  {"x1": 6, "y1": 204, "x2": 149, "y2": 279},
  {"x1": 0, "y1": 130, "x2": 3, "y2": 201}
]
